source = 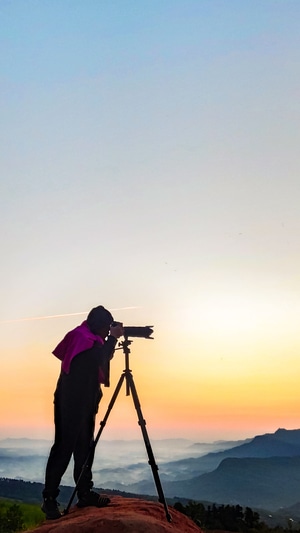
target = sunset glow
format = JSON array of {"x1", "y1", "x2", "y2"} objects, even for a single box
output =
[{"x1": 1, "y1": 1, "x2": 300, "y2": 444}]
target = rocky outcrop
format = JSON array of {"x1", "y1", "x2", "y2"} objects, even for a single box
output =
[{"x1": 28, "y1": 495, "x2": 202, "y2": 532}]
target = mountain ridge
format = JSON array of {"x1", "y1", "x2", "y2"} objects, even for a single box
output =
[
  {"x1": 113, "y1": 428, "x2": 300, "y2": 510},
  {"x1": 2, "y1": 428, "x2": 300, "y2": 513}
]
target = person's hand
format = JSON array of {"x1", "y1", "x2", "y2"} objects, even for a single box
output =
[{"x1": 110, "y1": 322, "x2": 124, "y2": 339}]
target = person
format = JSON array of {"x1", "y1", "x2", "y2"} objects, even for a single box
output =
[{"x1": 41, "y1": 305, "x2": 124, "y2": 520}]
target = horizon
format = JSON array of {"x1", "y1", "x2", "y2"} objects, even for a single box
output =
[{"x1": 0, "y1": 425, "x2": 298, "y2": 445}]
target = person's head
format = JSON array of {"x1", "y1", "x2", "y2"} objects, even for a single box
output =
[{"x1": 86, "y1": 305, "x2": 114, "y2": 338}]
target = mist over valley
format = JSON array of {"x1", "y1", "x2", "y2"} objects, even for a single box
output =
[{"x1": 2, "y1": 429, "x2": 300, "y2": 513}]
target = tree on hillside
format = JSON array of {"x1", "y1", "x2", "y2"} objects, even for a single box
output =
[
  {"x1": 0, "y1": 503, "x2": 24, "y2": 533},
  {"x1": 174, "y1": 500, "x2": 263, "y2": 531},
  {"x1": 244, "y1": 506, "x2": 260, "y2": 529},
  {"x1": 174, "y1": 501, "x2": 205, "y2": 526}
]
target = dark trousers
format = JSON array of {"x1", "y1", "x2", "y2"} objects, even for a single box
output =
[{"x1": 43, "y1": 378, "x2": 102, "y2": 499}]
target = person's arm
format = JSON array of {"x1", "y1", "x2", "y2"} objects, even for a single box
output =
[
  {"x1": 100, "y1": 323, "x2": 124, "y2": 386},
  {"x1": 102, "y1": 322, "x2": 124, "y2": 360},
  {"x1": 102, "y1": 335, "x2": 118, "y2": 359}
]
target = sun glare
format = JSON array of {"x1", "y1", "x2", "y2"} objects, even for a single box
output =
[{"x1": 181, "y1": 288, "x2": 294, "y2": 339}]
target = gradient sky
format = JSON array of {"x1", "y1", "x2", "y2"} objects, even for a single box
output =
[{"x1": 1, "y1": 0, "x2": 300, "y2": 443}]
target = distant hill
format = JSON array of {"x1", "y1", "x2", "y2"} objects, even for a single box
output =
[
  {"x1": 0, "y1": 438, "x2": 51, "y2": 449},
  {"x1": 149, "y1": 427, "x2": 300, "y2": 481},
  {"x1": 0, "y1": 478, "x2": 72, "y2": 505},
  {"x1": 189, "y1": 438, "x2": 252, "y2": 452},
  {"x1": 223, "y1": 428, "x2": 300, "y2": 457},
  {"x1": 0, "y1": 477, "x2": 191, "y2": 510},
  {"x1": 168, "y1": 456, "x2": 300, "y2": 509},
  {"x1": 124, "y1": 455, "x2": 300, "y2": 510},
  {"x1": 116, "y1": 429, "x2": 300, "y2": 511},
  {"x1": 0, "y1": 477, "x2": 160, "y2": 506}
]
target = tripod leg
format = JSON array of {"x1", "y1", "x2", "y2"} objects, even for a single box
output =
[
  {"x1": 63, "y1": 372, "x2": 126, "y2": 515},
  {"x1": 126, "y1": 372, "x2": 172, "y2": 522}
]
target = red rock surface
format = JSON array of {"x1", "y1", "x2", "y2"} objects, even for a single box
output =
[{"x1": 27, "y1": 495, "x2": 202, "y2": 532}]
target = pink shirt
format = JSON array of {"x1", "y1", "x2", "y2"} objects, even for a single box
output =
[{"x1": 52, "y1": 321, "x2": 105, "y2": 382}]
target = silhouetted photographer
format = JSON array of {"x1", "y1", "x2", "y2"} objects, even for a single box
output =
[{"x1": 42, "y1": 305, "x2": 124, "y2": 520}]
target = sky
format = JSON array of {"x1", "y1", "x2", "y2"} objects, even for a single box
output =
[{"x1": 1, "y1": 0, "x2": 300, "y2": 444}]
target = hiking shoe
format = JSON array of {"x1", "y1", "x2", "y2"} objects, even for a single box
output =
[
  {"x1": 77, "y1": 490, "x2": 110, "y2": 508},
  {"x1": 41, "y1": 497, "x2": 62, "y2": 520}
]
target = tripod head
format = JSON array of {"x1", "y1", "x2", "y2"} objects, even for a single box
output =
[
  {"x1": 116, "y1": 328, "x2": 153, "y2": 396},
  {"x1": 114, "y1": 325, "x2": 154, "y2": 379},
  {"x1": 117, "y1": 337, "x2": 132, "y2": 356}
]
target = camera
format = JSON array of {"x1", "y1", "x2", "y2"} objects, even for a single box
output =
[{"x1": 112, "y1": 322, "x2": 154, "y2": 339}]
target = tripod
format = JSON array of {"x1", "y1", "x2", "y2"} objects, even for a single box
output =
[{"x1": 64, "y1": 338, "x2": 171, "y2": 522}]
